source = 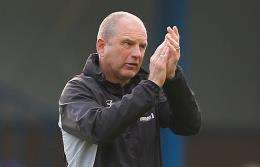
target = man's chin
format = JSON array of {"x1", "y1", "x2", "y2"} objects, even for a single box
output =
[{"x1": 120, "y1": 71, "x2": 137, "y2": 80}]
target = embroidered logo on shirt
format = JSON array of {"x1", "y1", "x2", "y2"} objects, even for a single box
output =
[
  {"x1": 105, "y1": 100, "x2": 113, "y2": 108},
  {"x1": 139, "y1": 113, "x2": 155, "y2": 122}
]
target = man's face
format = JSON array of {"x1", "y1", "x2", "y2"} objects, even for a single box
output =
[{"x1": 99, "y1": 17, "x2": 147, "y2": 83}]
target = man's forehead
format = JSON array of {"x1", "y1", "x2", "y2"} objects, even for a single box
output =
[
  {"x1": 115, "y1": 21, "x2": 147, "y2": 39},
  {"x1": 116, "y1": 17, "x2": 147, "y2": 34}
]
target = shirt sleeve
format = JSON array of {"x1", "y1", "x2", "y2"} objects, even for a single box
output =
[
  {"x1": 59, "y1": 77, "x2": 160, "y2": 144},
  {"x1": 158, "y1": 66, "x2": 202, "y2": 135}
]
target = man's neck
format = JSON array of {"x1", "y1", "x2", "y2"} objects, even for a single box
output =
[{"x1": 100, "y1": 63, "x2": 129, "y2": 86}]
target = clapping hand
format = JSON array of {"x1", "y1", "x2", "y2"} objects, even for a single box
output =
[{"x1": 148, "y1": 26, "x2": 181, "y2": 87}]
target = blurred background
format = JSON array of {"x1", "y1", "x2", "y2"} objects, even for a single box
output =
[{"x1": 0, "y1": 0, "x2": 259, "y2": 166}]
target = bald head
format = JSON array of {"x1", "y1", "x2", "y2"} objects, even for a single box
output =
[{"x1": 97, "y1": 11, "x2": 147, "y2": 41}]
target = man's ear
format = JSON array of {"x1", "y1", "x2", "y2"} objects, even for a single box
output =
[{"x1": 96, "y1": 38, "x2": 105, "y2": 57}]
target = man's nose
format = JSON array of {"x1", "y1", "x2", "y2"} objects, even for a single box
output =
[{"x1": 131, "y1": 45, "x2": 142, "y2": 58}]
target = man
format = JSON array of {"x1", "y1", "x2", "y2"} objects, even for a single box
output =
[{"x1": 58, "y1": 11, "x2": 201, "y2": 167}]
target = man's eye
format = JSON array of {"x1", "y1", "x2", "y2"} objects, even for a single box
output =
[
  {"x1": 123, "y1": 41, "x2": 131, "y2": 46},
  {"x1": 140, "y1": 44, "x2": 146, "y2": 49}
]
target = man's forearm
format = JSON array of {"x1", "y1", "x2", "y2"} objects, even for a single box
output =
[{"x1": 163, "y1": 66, "x2": 201, "y2": 135}]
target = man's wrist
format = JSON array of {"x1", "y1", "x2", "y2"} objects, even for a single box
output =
[
  {"x1": 139, "y1": 80, "x2": 160, "y2": 94},
  {"x1": 166, "y1": 65, "x2": 183, "y2": 82},
  {"x1": 167, "y1": 71, "x2": 175, "y2": 80}
]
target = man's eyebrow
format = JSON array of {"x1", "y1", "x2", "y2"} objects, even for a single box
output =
[
  {"x1": 122, "y1": 38, "x2": 135, "y2": 43},
  {"x1": 121, "y1": 37, "x2": 147, "y2": 47}
]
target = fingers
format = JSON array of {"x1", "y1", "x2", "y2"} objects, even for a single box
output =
[
  {"x1": 152, "y1": 41, "x2": 165, "y2": 59},
  {"x1": 172, "y1": 26, "x2": 179, "y2": 37},
  {"x1": 167, "y1": 26, "x2": 179, "y2": 42},
  {"x1": 152, "y1": 27, "x2": 177, "y2": 64},
  {"x1": 165, "y1": 35, "x2": 180, "y2": 55},
  {"x1": 166, "y1": 42, "x2": 178, "y2": 54},
  {"x1": 159, "y1": 43, "x2": 169, "y2": 59},
  {"x1": 153, "y1": 42, "x2": 168, "y2": 64},
  {"x1": 155, "y1": 41, "x2": 166, "y2": 55},
  {"x1": 148, "y1": 41, "x2": 169, "y2": 87},
  {"x1": 149, "y1": 26, "x2": 180, "y2": 83},
  {"x1": 166, "y1": 34, "x2": 179, "y2": 49},
  {"x1": 151, "y1": 41, "x2": 165, "y2": 63},
  {"x1": 166, "y1": 26, "x2": 180, "y2": 51}
]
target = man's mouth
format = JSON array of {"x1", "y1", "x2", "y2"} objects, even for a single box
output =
[{"x1": 125, "y1": 63, "x2": 138, "y2": 69}]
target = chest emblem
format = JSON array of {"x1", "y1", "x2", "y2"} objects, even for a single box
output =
[
  {"x1": 139, "y1": 113, "x2": 155, "y2": 122},
  {"x1": 105, "y1": 100, "x2": 113, "y2": 108}
]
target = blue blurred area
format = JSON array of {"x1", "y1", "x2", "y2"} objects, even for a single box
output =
[
  {"x1": 157, "y1": 0, "x2": 187, "y2": 166},
  {"x1": 0, "y1": 82, "x2": 64, "y2": 166},
  {"x1": 161, "y1": 128, "x2": 185, "y2": 167}
]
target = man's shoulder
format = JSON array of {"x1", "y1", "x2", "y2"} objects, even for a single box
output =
[
  {"x1": 68, "y1": 73, "x2": 99, "y2": 88},
  {"x1": 59, "y1": 73, "x2": 101, "y2": 103}
]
